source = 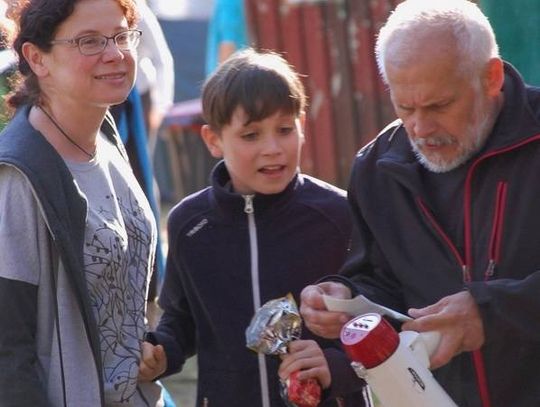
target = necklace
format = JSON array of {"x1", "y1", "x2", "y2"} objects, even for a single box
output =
[{"x1": 38, "y1": 105, "x2": 96, "y2": 160}]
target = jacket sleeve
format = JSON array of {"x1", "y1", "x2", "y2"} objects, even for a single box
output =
[
  {"x1": 151, "y1": 219, "x2": 197, "y2": 377},
  {"x1": 0, "y1": 166, "x2": 49, "y2": 406},
  {"x1": 329, "y1": 159, "x2": 407, "y2": 314},
  {"x1": 0, "y1": 278, "x2": 49, "y2": 406},
  {"x1": 467, "y1": 273, "x2": 540, "y2": 340}
]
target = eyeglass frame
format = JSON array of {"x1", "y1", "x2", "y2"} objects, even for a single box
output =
[{"x1": 49, "y1": 29, "x2": 142, "y2": 56}]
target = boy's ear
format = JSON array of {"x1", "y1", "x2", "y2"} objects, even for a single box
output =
[
  {"x1": 21, "y1": 42, "x2": 49, "y2": 77},
  {"x1": 201, "y1": 124, "x2": 224, "y2": 158},
  {"x1": 298, "y1": 112, "x2": 306, "y2": 143}
]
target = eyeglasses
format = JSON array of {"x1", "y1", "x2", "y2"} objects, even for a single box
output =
[{"x1": 50, "y1": 29, "x2": 142, "y2": 56}]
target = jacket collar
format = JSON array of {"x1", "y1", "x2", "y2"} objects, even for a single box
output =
[
  {"x1": 209, "y1": 160, "x2": 301, "y2": 222},
  {"x1": 472, "y1": 62, "x2": 540, "y2": 153}
]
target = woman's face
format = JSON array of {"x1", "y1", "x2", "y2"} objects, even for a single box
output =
[{"x1": 40, "y1": 0, "x2": 136, "y2": 109}]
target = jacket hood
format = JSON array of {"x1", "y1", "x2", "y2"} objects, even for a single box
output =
[{"x1": 0, "y1": 105, "x2": 87, "y2": 248}]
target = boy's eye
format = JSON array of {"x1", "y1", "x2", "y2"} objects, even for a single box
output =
[
  {"x1": 241, "y1": 132, "x2": 257, "y2": 140},
  {"x1": 279, "y1": 127, "x2": 294, "y2": 135}
]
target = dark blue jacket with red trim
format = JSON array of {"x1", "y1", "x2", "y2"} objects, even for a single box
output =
[
  {"x1": 336, "y1": 63, "x2": 540, "y2": 407},
  {"x1": 152, "y1": 161, "x2": 369, "y2": 407}
]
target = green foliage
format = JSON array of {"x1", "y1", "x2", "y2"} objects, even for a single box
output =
[{"x1": 0, "y1": 71, "x2": 9, "y2": 130}]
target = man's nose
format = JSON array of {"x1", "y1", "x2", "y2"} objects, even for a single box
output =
[{"x1": 411, "y1": 112, "x2": 436, "y2": 138}]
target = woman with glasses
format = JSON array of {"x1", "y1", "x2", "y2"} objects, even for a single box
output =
[{"x1": 0, "y1": 0, "x2": 167, "y2": 406}]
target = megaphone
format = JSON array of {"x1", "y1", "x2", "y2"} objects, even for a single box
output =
[{"x1": 340, "y1": 313, "x2": 457, "y2": 407}]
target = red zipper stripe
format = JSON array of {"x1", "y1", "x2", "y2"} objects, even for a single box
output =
[
  {"x1": 487, "y1": 181, "x2": 507, "y2": 278},
  {"x1": 464, "y1": 134, "x2": 540, "y2": 276},
  {"x1": 493, "y1": 182, "x2": 507, "y2": 266},
  {"x1": 416, "y1": 197, "x2": 467, "y2": 274},
  {"x1": 472, "y1": 350, "x2": 491, "y2": 407}
]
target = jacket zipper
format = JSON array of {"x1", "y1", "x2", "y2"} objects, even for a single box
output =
[
  {"x1": 486, "y1": 181, "x2": 507, "y2": 280},
  {"x1": 243, "y1": 195, "x2": 271, "y2": 407},
  {"x1": 416, "y1": 198, "x2": 469, "y2": 281}
]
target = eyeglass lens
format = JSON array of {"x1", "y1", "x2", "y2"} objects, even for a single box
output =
[{"x1": 79, "y1": 31, "x2": 140, "y2": 55}]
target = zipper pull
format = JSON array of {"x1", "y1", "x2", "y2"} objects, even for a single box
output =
[
  {"x1": 485, "y1": 259, "x2": 496, "y2": 279},
  {"x1": 462, "y1": 265, "x2": 471, "y2": 283},
  {"x1": 243, "y1": 194, "x2": 255, "y2": 214}
]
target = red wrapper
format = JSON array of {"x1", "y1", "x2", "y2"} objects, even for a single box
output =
[{"x1": 287, "y1": 371, "x2": 321, "y2": 407}]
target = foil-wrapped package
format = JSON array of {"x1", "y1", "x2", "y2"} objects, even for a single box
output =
[
  {"x1": 246, "y1": 294, "x2": 321, "y2": 407},
  {"x1": 246, "y1": 293, "x2": 302, "y2": 354}
]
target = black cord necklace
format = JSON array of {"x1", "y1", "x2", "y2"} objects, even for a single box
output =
[{"x1": 38, "y1": 105, "x2": 96, "y2": 160}]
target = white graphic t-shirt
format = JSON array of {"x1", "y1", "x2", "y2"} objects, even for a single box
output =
[{"x1": 66, "y1": 134, "x2": 158, "y2": 405}]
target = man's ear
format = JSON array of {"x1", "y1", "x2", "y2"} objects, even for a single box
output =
[
  {"x1": 201, "y1": 124, "x2": 224, "y2": 158},
  {"x1": 484, "y1": 57, "x2": 504, "y2": 97},
  {"x1": 21, "y1": 41, "x2": 49, "y2": 77}
]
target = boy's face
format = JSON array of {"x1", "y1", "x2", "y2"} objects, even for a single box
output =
[{"x1": 202, "y1": 107, "x2": 305, "y2": 195}]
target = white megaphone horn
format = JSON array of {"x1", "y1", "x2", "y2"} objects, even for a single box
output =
[{"x1": 340, "y1": 313, "x2": 457, "y2": 407}]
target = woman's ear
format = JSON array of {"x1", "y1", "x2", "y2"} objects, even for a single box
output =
[
  {"x1": 21, "y1": 41, "x2": 48, "y2": 77},
  {"x1": 201, "y1": 124, "x2": 224, "y2": 158}
]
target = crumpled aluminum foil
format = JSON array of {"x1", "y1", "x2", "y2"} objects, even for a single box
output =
[
  {"x1": 245, "y1": 293, "x2": 302, "y2": 355},
  {"x1": 246, "y1": 294, "x2": 321, "y2": 407}
]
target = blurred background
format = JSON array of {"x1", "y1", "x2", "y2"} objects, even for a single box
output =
[{"x1": 146, "y1": 0, "x2": 540, "y2": 210}]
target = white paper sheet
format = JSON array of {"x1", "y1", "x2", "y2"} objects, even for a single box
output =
[{"x1": 323, "y1": 294, "x2": 412, "y2": 322}]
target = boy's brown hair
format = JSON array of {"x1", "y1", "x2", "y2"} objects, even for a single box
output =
[{"x1": 201, "y1": 48, "x2": 306, "y2": 132}]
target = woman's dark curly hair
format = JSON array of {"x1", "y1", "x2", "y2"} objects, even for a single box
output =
[{"x1": 6, "y1": 0, "x2": 138, "y2": 110}]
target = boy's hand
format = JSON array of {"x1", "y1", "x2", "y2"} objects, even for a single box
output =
[
  {"x1": 278, "y1": 340, "x2": 331, "y2": 389},
  {"x1": 138, "y1": 341, "x2": 167, "y2": 382}
]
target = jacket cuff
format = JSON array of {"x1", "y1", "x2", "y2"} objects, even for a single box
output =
[
  {"x1": 321, "y1": 347, "x2": 366, "y2": 402},
  {"x1": 316, "y1": 274, "x2": 360, "y2": 297},
  {"x1": 144, "y1": 330, "x2": 186, "y2": 378}
]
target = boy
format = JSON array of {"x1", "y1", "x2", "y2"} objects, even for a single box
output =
[{"x1": 140, "y1": 49, "x2": 369, "y2": 406}]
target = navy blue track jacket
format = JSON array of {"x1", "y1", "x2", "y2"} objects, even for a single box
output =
[{"x1": 152, "y1": 161, "x2": 369, "y2": 407}]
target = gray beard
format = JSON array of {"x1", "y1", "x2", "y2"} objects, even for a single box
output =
[{"x1": 411, "y1": 106, "x2": 495, "y2": 173}]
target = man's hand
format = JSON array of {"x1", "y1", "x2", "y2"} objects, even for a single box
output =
[
  {"x1": 402, "y1": 290, "x2": 485, "y2": 369},
  {"x1": 300, "y1": 282, "x2": 352, "y2": 338},
  {"x1": 138, "y1": 341, "x2": 167, "y2": 382}
]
